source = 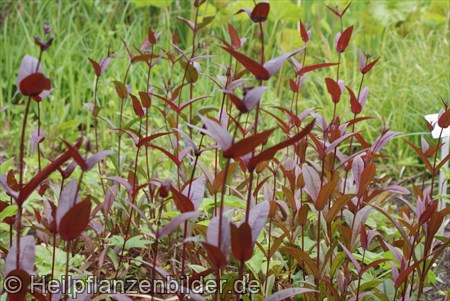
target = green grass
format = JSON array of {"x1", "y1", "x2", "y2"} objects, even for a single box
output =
[{"x1": 0, "y1": 0, "x2": 449, "y2": 178}]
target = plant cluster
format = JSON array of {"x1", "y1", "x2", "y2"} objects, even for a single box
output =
[{"x1": 0, "y1": 1, "x2": 449, "y2": 301}]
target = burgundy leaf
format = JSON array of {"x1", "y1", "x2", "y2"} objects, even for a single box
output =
[
  {"x1": 170, "y1": 185, "x2": 195, "y2": 213},
  {"x1": 227, "y1": 23, "x2": 241, "y2": 49},
  {"x1": 362, "y1": 57, "x2": 380, "y2": 74},
  {"x1": 131, "y1": 94, "x2": 145, "y2": 117},
  {"x1": 56, "y1": 178, "x2": 80, "y2": 226},
  {"x1": 248, "y1": 120, "x2": 315, "y2": 172},
  {"x1": 63, "y1": 140, "x2": 88, "y2": 170},
  {"x1": 220, "y1": 47, "x2": 270, "y2": 80},
  {"x1": 438, "y1": 109, "x2": 450, "y2": 128},
  {"x1": 58, "y1": 198, "x2": 92, "y2": 241},
  {"x1": 250, "y1": 2, "x2": 270, "y2": 22},
  {"x1": 325, "y1": 77, "x2": 342, "y2": 103},
  {"x1": 19, "y1": 150, "x2": 73, "y2": 204},
  {"x1": 298, "y1": 19, "x2": 309, "y2": 43},
  {"x1": 88, "y1": 58, "x2": 101, "y2": 76},
  {"x1": 139, "y1": 90, "x2": 152, "y2": 108},
  {"x1": 182, "y1": 177, "x2": 206, "y2": 210},
  {"x1": 224, "y1": 128, "x2": 274, "y2": 158},
  {"x1": 347, "y1": 86, "x2": 362, "y2": 115},
  {"x1": 230, "y1": 222, "x2": 253, "y2": 261},
  {"x1": 298, "y1": 62, "x2": 338, "y2": 75},
  {"x1": 113, "y1": 81, "x2": 128, "y2": 99},
  {"x1": 19, "y1": 73, "x2": 51, "y2": 97},
  {"x1": 137, "y1": 132, "x2": 170, "y2": 148},
  {"x1": 336, "y1": 25, "x2": 354, "y2": 53}
]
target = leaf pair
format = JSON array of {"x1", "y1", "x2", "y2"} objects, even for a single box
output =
[
  {"x1": 236, "y1": 2, "x2": 270, "y2": 23},
  {"x1": 199, "y1": 115, "x2": 274, "y2": 159},
  {"x1": 17, "y1": 55, "x2": 52, "y2": 100},
  {"x1": 223, "y1": 86, "x2": 267, "y2": 113},
  {"x1": 221, "y1": 46, "x2": 305, "y2": 81},
  {"x1": 55, "y1": 178, "x2": 92, "y2": 241}
]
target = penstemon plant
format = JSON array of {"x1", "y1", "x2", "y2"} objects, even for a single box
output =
[{"x1": 0, "y1": 2, "x2": 448, "y2": 301}]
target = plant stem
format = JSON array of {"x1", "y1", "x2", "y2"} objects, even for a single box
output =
[{"x1": 115, "y1": 118, "x2": 142, "y2": 279}]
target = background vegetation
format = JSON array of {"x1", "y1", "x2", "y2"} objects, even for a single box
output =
[{"x1": 1, "y1": 0, "x2": 449, "y2": 178}]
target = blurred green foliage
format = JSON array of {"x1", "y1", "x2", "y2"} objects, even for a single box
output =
[{"x1": 0, "y1": 0, "x2": 448, "y2": 178}]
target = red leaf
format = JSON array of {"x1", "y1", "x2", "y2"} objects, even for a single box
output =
[
  {"x1": 139, "y1": 91, "x2": 152, "y2": 108},
  {"x1": 220, "y1": 47, "x2": 270, "y2": 80},
  {"x1": 59, "y1": 198, "x2": 92, "y2": 241},
  {"x1": 148, "y1": 27, "x2": 157, "y2": 44},
  {"x1": 248, "y1": 120, "x2": 315, "y2": 172},
  {"x1": 346, "y1": 86, "x2": 361, "y2": 114},
  {"x1": 224, "y1": 128, "x2": 274, "y2": 158},
  {"x1": 170, "y1": 185, "x2": 194, "y2": 213},
  {"x1": 325, "y1": 77, "x2": 342, "y2": 103},
  {"x1": 315, "y1": 178, "x2": 337, "y2": 211},
  {"x1": 336, "y1": 25, "x2": 354, "y2": 53},
  {"x1": 325, "y1": 4, "x2": 341, "y2": 17},
  {"x1": 227, "y1": 23, "x2": 241, "y2": 49},
  {"x1": 63, "y1": 140, "x2": 88, "y2": 170},
  {"x1": 341, "y1": 1, "x2": 353, "y2": 17},
  {"x1": 88, "y1": 58, "x2": 101, "y2": 76},
  {"x1": 438, "y1": 109, "x2": 450, "y2": 128},
  {"x1": 200, "y1": 242, "x2": 227, "y2": 268},
  {"x1": 298, "y1": 63, "x2": 338, "y2": 75},
  {"x1": 113, "y1": 81, "x2": 128, "y2": 99},
  {"x1": 362, "y1": 57, "x2": 380, "y2": 74},
  {"x1": 289, "y1": 79, "x2": 298, "y2": 92},
  {"x1": 298, "y1": 19, "x2": 309, "y2": 43},
  {"x1": 18, "y1": 151, "x2": 73, "y2": 205},
  {"x1": 230, "y1": 222, "x2": 253, "y2": 261},
  {"x1": 131, "y1": 94, "x2": 145, "y2": 117},
  {"x1": 251, "y1": 2, "x2": 270, "y2": 22},
  {"x1": 19, "y1": 73, "x2": 51, "y2": 97}
]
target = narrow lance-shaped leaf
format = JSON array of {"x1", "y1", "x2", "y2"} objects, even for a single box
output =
[
  {"x1": 336, "y1": 25, "x2": 354, "y2": 53},
  {"x1": 263, "y1": 288, "x2": 317, "y2": 301},
  {"x1": 248, "y1": 120, "x2": 315, "y2": 172},
  {"x1": 158, "y1": 211, "x2": 201, "y2": 239},
  {"x1": 224, "y1": 128, "x2": 274, "y2": 158}
]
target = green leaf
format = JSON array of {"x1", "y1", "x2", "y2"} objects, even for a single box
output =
[
  {"x1": 131, "y1": 0, "x2": 174, "y2": 8},
  {"x1": 0, "y1": 157, "x2": 15, "y2": 174},
  {"x1": 0, "y1": 205, "x2": 18, "y2": 221},
  {"x1": 35, "y1": 245, "x2": 84, "y2": 279},
  {"x1": 199, "y1": 194, "x2": 246, "y2": 211}
]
